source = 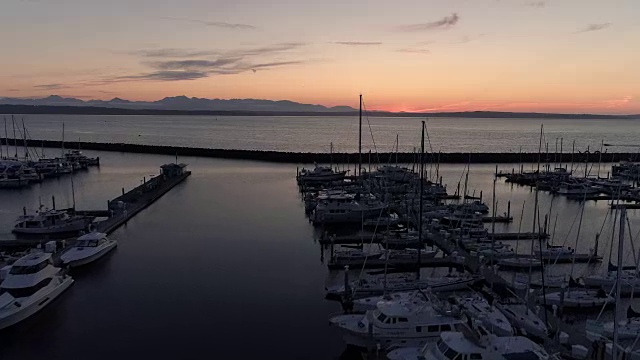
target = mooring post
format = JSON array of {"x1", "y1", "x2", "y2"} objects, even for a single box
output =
[
  {"x1": 122, "y1": 187, "x2": 125, "y2": 196},
  {"x1": 143, "y1": 176, "x2": 146, "y2": 184},
  {"x1": 52, "y1": 196, "x2": 56, "y2": 210},
  {"x1": 480, "y1": 190, "x2": 483, "y2": 202},
  {"x1": 23, "y1": 206, "x2": 26, "y2": 216},
  {"x1": 507, "y1": 201, "x2": 511, "y2": 219}
]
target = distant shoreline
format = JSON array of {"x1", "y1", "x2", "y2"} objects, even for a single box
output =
[
  {"x1": 0, "y1": 104, "x2": 638, "y2": 120},
  {"x1": 1, "y1": 138, "x2": 637, "y2": 164}
]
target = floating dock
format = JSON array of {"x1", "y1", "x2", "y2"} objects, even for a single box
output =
[
  {"x1": 96, "y1": 163, "x2": 191, "y2": 234},
  {"x1": 0, "y1": 163, "x2": 190, "y2": 251},
  {"x1": 327, "y1": 256, "x2": 466, "y2": 271}
]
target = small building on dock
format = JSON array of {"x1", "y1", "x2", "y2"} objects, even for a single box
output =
[{"x1": 161, "y1": 163, "x2": 188, "y2": 178}]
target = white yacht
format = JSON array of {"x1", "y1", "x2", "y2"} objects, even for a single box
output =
[
  {"x1": 0, "y1": 252, "x2": 74, "y2": 329},
  {"x1": 13, "y1": 208, "x2": 94, "y2": 235},
  {"x1": 582, "y1": 271, "x2": 640, "y2": 295},
  {"x1": 495, "y1": 302, "x2": 548, "y2": 339},
  {"x1": 329, "y1": 298, "x2": 464, "y2": 349},
  {"x1": 312, "y1": 192, "x2": 387, "y2": 224},
  {"x1": 387, "y1": 328, "x2": 552, "y2": 360},
  {"x1": 447, "y1": 295, "x2": 515, "y2": 337},
  {"x1": 297, "y1": 165, "x2": 346, "y2": 183},
  {"x1": 351, "y1": 290, "x2": 431, "y2": 313},
  {"x1": 538, "y1": 289, "x2": 614, "y2": 309},
  {"x1": 60, "y1": 232, "x2": 117, "y2": 267}
]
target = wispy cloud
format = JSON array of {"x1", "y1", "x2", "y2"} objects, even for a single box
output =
[
  {"x1": 451, "y1": 34, "x2": 486, "y2": 44},
  {"x1": 604, "y1": 96, "x2": 632, "y2": 108},
  {"x1": 133, "y1": 48, "x2": 220, "y2": 58},
  {"x1": 116, "y1": 71, "x2": 210, "y2": 82},
  {"x1": 162, "y1": 16, "x2": 256, "y2": 30},
  {"x1": 396, "y1": 48, "x2": 431, "y2": 55},
  {"x1": 394, "y1": 13, "x2": 459, "y2": 32},
  {"x1": 332, "y1": 41, "x2": 382, "y2": 46},
  {"x1": 525, "y1": 1, "x2": 546, "y2": 8},
  {"x1": 34, "y1": 83, "x2": 73, "y2": 90},
  {"x1": 148, "y1": 58, "x2": 243, "y2": 71},
  {"x1": 576, "y1": 23, "x2": 611, "y2": 33}
]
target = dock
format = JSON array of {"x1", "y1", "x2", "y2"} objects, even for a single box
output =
[
  {"x1": 0, "y1": 163, "x2": 190, "y2": 252},
  {"x1": 96, "y1": 163, "x2": 191, "y2": 234},
  {"x1": 327, "y1": 256, "x2": 466, "y2": 271}
]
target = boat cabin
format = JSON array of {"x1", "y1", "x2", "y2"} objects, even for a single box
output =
[
  {"x1": 9, "y1": 253, "x2": 53, "y2": 275},
  {"x1": 371, "y1": 302, "x2": 461, "y2": 335},
  {"x1": 15, "y1": 210, "x2": 71, "y2": 229},
  {"x1": 161, "y1": 163, "x2": 188, "y2": 178},
  {"x1": 75, "y1": 232, "x2": 108, "y2": 247}
]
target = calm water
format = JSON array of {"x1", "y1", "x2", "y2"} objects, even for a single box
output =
[
  {"x1": 2, "y1": 114, "x2": 640, "y2": 153},
  {"x1": 0, "y1": 150, "x2": 638, "y2": 359}
]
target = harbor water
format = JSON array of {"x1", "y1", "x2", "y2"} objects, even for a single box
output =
[{"x1": 1, "y1": 149, "x2": 639, "y2": 359}]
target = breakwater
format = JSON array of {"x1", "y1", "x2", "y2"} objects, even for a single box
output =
[{"x1": 1, "y1": 138, "x2": 637, "y2": 163}]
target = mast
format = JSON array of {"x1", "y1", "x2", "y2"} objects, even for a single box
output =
[
  {"x1": 395, "y1": 134, "x2": 399, "y2": 167},
  {"x1": 22, "y1": 118, "x2": 28, "y2": 160},
  {"x1": 597, "y1": 140, "x2": 603, "y2": 178},
  {"x1": 537, "y1": 125, "x2": 543, "y2": 173},
  {"x1": 358, "y1": 94, "x2": 362, "y2": 177},
  {"x1": 560, "y1": 137, "x2": 563, "y2": 171},
  {"x1": 612, "y1": 207, "x2": 626, "y2": 360},
  {"x1": 329, "y1": 142, "x2": 333, "y2": 172},
  {"x1": 12, "y1": 115, "x2": 17, "y2": 158},
  {"x1": 62, "y1": 122, "x2": 65, "y2": 158},
  {"x1": 1, "y1": 116, "x2": 5, "y2": 159},
  {"x1": 417, "y1": 121, "x2": 425, "y2": 280},
  {"x1": 570, "y1": 140, "x2": 575, "y2": 174}
]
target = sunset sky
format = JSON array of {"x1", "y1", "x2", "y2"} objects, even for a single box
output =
[{"x1": 1, "y1": 0, "x2": 639, "y2": 114}]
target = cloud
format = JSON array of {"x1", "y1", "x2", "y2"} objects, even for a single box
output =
[
  {"x1": 394, "y1": 13, "x2": 459, "y2": 32},
  {"x1": 605, "y1": 96, "x2": 632, "y2": 108},
  {"x1": 576, "y1": 23, "x2": 611, "y2": 33},
  {"x1": 162, "y1": 17, "x2": 256, "y2": 30},
  {"x1": 229, "y1": 42, "x2": 307, "y2": 57},
  {"x1": 149, "y1": 58, "x2": 243, "y2": 71},
  {"x1": 525, "y1": 1, "x2": 545, "y2": 7},
  {"x1": 396, "y1": 48, "x2": 431, "y2": 55},
  {"x1": 332, "y1": 41, "x2": 382, "y2": 46},
  {"x1": 34, "y1": 83, "x2": 73, "y2": 90},
  {"x1": 7, "y1": 89, "x2": 20, "y2": 92},
  {"x1": 451, "y1": 34, "x2": 486, "y2": 44},
  {"x1": 133, "y1": 48, "x2": 220, "y2": 58},
  {"x1": 116, "y1": 71, "x2": 210, "y2": 81}
]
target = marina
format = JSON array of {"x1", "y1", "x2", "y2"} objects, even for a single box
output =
[{"x1": 0, "y1": 120, "x2": 639, "y2": 360}]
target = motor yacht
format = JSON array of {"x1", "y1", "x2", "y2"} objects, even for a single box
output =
[
  {"x1": 60, "y1": 232, "x2": 117, "y2": 267},
  {"x1": 0, "y1": 252, "x2": 74, "y2": 329}
]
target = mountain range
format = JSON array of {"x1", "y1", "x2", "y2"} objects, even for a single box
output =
[
  {"x1": 0, "y1": 95, "x2": 355, "y2": 112},
  {"x1": 0, "y1": 95, "x2": 638, "y2": 119}
]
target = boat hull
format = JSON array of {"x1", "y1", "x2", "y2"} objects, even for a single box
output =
[
  {"x1": 62, "y1": 242, "x2": 117, "y2": 268},
  {"x1": 0, "y1": 277, "x2": 74, "y2": 330}
]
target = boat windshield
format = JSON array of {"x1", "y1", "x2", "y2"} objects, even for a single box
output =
[
  {"x1": 0, "y1": 278, "x2": 52, "y2": 298},
  {"x1": 9, "y1": 260, "x2": 49, "y2": 274},
  {"x1": 436, "y1": 339, "x2": 463, "y2": 360},
  {"x1": 76, "y1": 239, "x2": 98, "y2": 247}
]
